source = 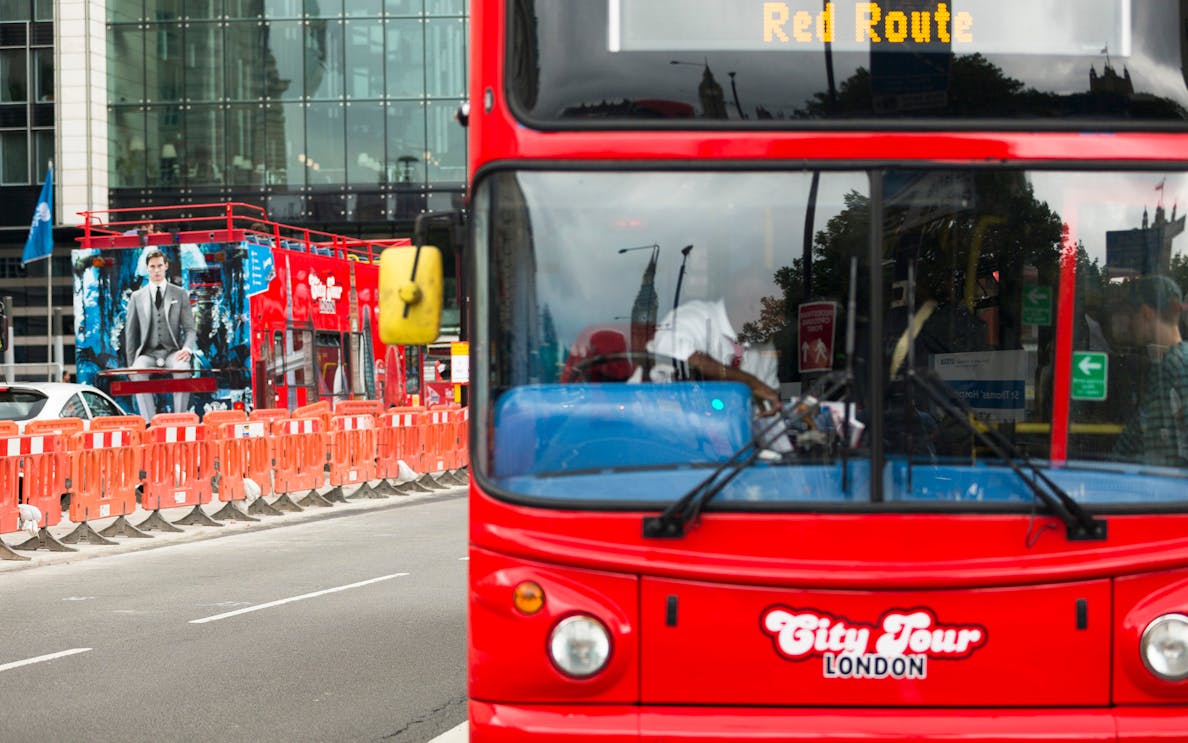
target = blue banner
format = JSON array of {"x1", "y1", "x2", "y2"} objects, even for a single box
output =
[
  {"x1": 245, "y1": 240, "x2": 275, "y2": 296},
  {"x1": 22, "y1": 166, "x2": 53, "y2": 267}
]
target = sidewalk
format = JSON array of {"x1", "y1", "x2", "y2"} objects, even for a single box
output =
[{"x1": 1, "y1": 471, "x2": 468, "y2": 573}]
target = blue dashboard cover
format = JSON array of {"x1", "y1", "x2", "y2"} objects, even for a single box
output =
[{"x1": 492, "y1": 382, "x2": 752, "y2": 477}]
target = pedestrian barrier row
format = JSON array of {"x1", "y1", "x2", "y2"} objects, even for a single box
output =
[{"x1": 0, "y1": 403, "x2": 469, "y2": 560}]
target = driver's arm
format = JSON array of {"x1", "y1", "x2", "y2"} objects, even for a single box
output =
[{"x1": 686, "y1": 351, "x2": 781, "y2": 416}]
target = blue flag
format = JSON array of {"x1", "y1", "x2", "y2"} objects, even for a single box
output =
[{"x1": 22, "y1": 165, "x2": 53, "y2": 267}]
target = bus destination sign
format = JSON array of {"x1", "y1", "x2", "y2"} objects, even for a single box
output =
[{"x1": 609, "y1": 0, "x2": 1130, "y2": 57}]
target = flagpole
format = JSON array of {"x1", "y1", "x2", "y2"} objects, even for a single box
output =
[{"x1": 46, "y1": 160, "x2": 53, "y2": 379}]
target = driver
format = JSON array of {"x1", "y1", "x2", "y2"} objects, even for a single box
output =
[{"x1": 646, "y1": 271, "x2": 782, "y2": 416}]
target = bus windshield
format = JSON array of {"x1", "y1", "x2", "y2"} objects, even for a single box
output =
[
  {"x1": 509, "y1": 0, "x2": 1188, "y2": 126},
  {"x1": 474, "y1": 168, "x2": 1188, "y2": 508}
]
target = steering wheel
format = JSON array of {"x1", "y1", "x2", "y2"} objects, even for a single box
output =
[{"x1": 562, "y1": 351, "x2": 686, "y2": 383}]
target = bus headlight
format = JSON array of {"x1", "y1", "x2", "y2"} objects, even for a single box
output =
[
  {"x1": 549, "y1": 614, "x2": 611, "y2": 678},
  {"x1": 1141, "y1": 613, "x2": 1188, "y2": 681}
]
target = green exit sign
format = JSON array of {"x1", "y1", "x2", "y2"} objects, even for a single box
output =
[
  {"x1": 1071, "y1": 351, "x2": 1108, "y2": 401},
  {"x1": 1022, "y1": 285, "x2": 1053, "y2": 326}
]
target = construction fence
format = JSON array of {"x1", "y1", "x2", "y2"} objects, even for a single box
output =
[{"x1": 0, "y1": 400, "x2": 468, "y2": 561}]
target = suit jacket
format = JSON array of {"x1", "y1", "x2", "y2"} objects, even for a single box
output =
[{"x1": 125, "y1": 281, "x2": 197, "y2": 366}]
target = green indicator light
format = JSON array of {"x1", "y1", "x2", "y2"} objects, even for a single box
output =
[{"x1": 711, "y1": 398, "x2": 724, "y2": 411}]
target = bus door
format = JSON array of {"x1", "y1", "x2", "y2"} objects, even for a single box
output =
[
  {"x1": 315, "y1": 331, "x2": 350, "y2": 403},
  {"x1": 254, "y1": 330, "x2": 283, "y2": 410}
]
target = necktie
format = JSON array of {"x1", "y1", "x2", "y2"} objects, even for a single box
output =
[{"x1": 155, "y1": 287, "x2": 163, "y2": 309}]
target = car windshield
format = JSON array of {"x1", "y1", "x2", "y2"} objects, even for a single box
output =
[
  {"x1": 473, "y1": 168, "x2": 1188, "y2": 508},
  {"x1": 0, "y1": 390, "x2": 50, "y2": 421}
]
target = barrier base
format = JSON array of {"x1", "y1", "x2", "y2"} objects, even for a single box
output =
[
  {"x1": 418, "y1": 474, "x2": 451, "y2": 491},
  {"x1": 360, "y1": 481, "x2": 390, "y2": 499},
  {"x1": 211, "y1": 501, "x2": 261, "y2": 522},
  {"x1": 0, "y1": 539, "x2": 30, "y2": 561},
  {"x1": 342, "y1": 482, "x2": 384, "y2": 500},
  {"x1": 298, "y1": 488, "x2": 334, "y2": 507},
  {"x1": 248, "y1": 497, "x2": 285, "y2": 517},
  {"x1": 442, "y1": 470, "x2": 470, "y2": 487},
  {"x1": 174, "y1": 505, "x2": 224, "y2": 527},
  {"x1": 136, "y1": 510, "x2": 186, "y2": 533},
  {"x1": 15, "y1": 527, "x2": 79, "y2": 552},
  {"x1": 60, "y1": 522, "x2": 118, "y2": 546},
  {"x1": 394, "y1": 479, "x2": 429, "y2": 494},
  {"x1": 269, "y1": 493, "x2": 305, "y2": 512},
  {"x1": 100, "y1": 515, "x2": 153, "y2": 539},
  {"x1": 373, "y1": 479, "x2": 401, "y2": 496},
  {"x1": 320, "y1": 486, "x2": 348, "y2": 504}
]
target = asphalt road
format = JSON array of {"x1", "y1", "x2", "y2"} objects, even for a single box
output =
[{"x1": 0, "y1": 492, "x2": 468, "y2": 743}]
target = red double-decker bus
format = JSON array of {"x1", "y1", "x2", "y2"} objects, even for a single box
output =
[
  {"x1": 384, "y1": 1, "x2": 1188, "y2": 739},
  {"x1": 75, "y1": 203, "x2": 415, "y2": 414}
]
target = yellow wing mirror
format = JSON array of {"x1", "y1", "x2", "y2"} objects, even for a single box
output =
[{"x1": 379, "y1": 245, "x2": 443, "y2": 345}]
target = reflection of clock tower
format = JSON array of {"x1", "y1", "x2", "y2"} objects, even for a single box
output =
[{"x1": 699, "y1": 65, "x2": 728, "y2": 119}]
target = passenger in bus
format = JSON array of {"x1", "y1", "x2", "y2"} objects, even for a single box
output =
[
  {"x1": 124, "y1": 249, "x2": 198, "y2": 418},
  {"x1": 1113, "y1": 275, "x2": 1188, "y2": 466}
]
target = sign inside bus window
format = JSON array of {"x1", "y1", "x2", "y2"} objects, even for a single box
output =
[
  {"x1": 309, "y1": 272, "x2": 343, "y2": 314},
  {"x1": 762, "y1": 606, "x2": 988, "y2": 679},
  {"x1": 609, "y1": 0, "x2": 1130, "y2": 57}
]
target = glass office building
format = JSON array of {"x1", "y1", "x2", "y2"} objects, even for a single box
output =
[
  {"x1": 106, "y1": 0, "x2": 468, "y2": 225},
  {"x1": 0, "y1": 0, "x2": 468, "y2": 368}
]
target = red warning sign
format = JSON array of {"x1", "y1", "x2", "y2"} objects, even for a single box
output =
[{"x1": 798, "y1": 301, "x2": 837, "y2": 373}]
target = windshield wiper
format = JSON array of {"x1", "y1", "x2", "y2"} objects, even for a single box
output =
[
  {"x1": 642, "y1": 371, "x2": 849, "y2": 539},
  {"x1": 905, "y1": 366, "x2": 1107, "y2": 542}
]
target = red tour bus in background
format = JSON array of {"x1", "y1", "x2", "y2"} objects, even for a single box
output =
[
  {"x1": 75, "y1": 203, "x2": 414, "y2": 414},
  {"x1": 382, "y1": 0, "x2": 1188, "y2": 739}
]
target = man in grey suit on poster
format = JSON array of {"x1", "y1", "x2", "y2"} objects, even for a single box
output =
[{"x1": 125, "y1": 249, "x2": 197, "y2": 418}]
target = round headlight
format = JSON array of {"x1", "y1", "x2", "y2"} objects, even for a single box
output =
[
  {"x1": 1141, "y1": 613, "x2": 1188, "y2": 681},
  {"x1": 548, "y1": 614, "x2": 611, "y2": 678}
]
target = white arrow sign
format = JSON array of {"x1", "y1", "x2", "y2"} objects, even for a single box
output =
[{"x1": 1078, "y1": 355, "x2": 1103, "y2": 376}]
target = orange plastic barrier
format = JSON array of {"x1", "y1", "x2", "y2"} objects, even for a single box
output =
[
  {"x1": 215, "y1": 421, "x2": 273, "y2": 502},
  {"x1": 249, "y1": 407, "x2": 290, "y2": 425},
  {"x1": 271, "y1": 417, "x2": 327, "y2": 495},
  {"x1": 0, "y1": 447, "x2": 17, "y2": 538},
  {"x1": 203, "y1": 410, "x2": 247, "y2": 428},
  {"x1": 387, "y1": 406, "x2": 427, "y2": 472},
  {"x1": 293, "y1": 400, "x2": 331, "y2": 430},
  {"x1": 64, "y1": 429, "x2": 144, "y2": 543},
  {"x1": 92, "y1": 415, "x2": 148, "y2": 432},
  {"x1": 445, "y1": 406, "x2": 469, "y2": 470},
  {"x1": 140, "y1": 424, "x2": 216, "y2": 512},
  {"x1": 327, "y1": 414, "x2": 377, "y2": 487},
  {"x1": 26, "y1": 417, "x2": 86, "y2": 443},
  {"x1": 375, "y1": 412, "x2": 405, "y2": 479},
  {"x1": 0, "y1": 421, "x2": 17, "y2": 436},
  {"x1": 424, "y1": 407, "x2": 454, "y2": 473},
  {"x1": 335, "y1": 400, "x2": 384, "y2": 418},
  {"x1": 149, "y1": 412, "x2": 200, "y2": 427},
  {"x1": 5, "y1": 433, "x2": 69, "y2": 538}
]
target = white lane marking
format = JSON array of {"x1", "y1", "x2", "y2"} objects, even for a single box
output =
[
  {"x1": 189, "y1": 573, "x2": 409, "y2": 624},
  {"x1": 0, "y1": 648, "x2": 92, "y2": 673},
  {"x1": 458, "y1": 557, "x2": 469, "y2": 561},
  {"x1": 428, "y1": 722, "x2": 468, "y2": 743}
]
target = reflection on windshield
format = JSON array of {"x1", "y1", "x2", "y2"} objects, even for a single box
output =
[
  {"x1": 475, "y1": 169, "x2": 1188, "y2": 506},
  {"x1": 513, "y1": 0, "x2": 1188, "y2": 124}
]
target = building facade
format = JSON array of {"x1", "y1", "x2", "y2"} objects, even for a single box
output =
[{"x1": 0, "y1": 0, "x2": 468, "y2": 371}]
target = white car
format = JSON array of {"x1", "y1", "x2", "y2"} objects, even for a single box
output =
[{"x1": 0, "y1": 382, "x2": 129, "y2": 433}]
